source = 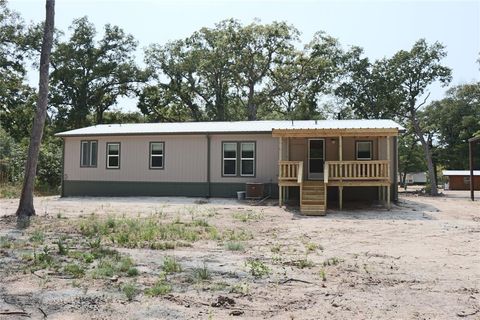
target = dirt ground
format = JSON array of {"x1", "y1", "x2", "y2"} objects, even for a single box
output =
[{"x1": 0, "y1": 191, "x2": 479, "y2": 320}]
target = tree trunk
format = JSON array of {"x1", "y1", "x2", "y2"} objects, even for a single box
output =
[
  {"x1": 402, "y1": 172, "x2": 407, "y2": 191},
  {"x1": 411, "y1": 117, "x2": 438, "y2": 196},
  {"x1": 247, "y1": 84, "x2": 256, "y2": 120},
  {"x1": 16, "y1": 0, "x2": 55, "y2": 218}
]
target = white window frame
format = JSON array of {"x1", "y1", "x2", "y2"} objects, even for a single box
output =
[
  {"x1": 106, "y1": 143, "x2": 120, "y2": 169},
  {"x1": 356, "y1": 141, "x2": 373, "y2": 160},
  {"x1": 80, "y1": 140, "x2": 97, "y2": 167},
  {"x1": 150, "y1": 142, "x2": 164, "y2": 169},
  {"x1": 222, "y1": 142, "x2": 237, "y2": 176},
  {"x1": 240, "y1": 142, "x2": 255, "y2": 177}
]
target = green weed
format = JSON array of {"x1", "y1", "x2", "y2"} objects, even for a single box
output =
[
  {"x1": 225, "y1": 241, "x2": 245, "y2": 251},
  {"x1": 245, "y1": 259, "x2": 270, "y2": 278}
]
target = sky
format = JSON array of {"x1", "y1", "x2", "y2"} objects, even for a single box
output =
[{"x1": 8, "y1": 0, "x2": 480, "y2": 112}]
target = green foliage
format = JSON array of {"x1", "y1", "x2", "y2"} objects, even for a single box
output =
[
  {"x1": 162, "y1": 256, "x2": 182, "y2": 274},
  {"x1": 63, "y1": 263, "x2": 85, "y2": 278},
  {"x1": 78, "y1": 215, "x2": 219, "y2": 249},
  {"x1": 225, "y1": 241, "x2": 245, "y2": 251},
  {"x1": 145, "y1": 278, "x2": 172, "y2": 296},
  {"x1": 49, "y1": 16, "x2": 147, "y2": 129},
  {"x1": 193, "y1": 262, "x2": 211, "y2": 281},
  {"x1": 122, "y1": 283, "x2": 137, "y2": 301},
  {"x1": 245, "y1": 259, "x2": 270, "y2": 278}
]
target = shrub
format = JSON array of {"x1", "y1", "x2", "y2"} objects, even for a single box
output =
[
  {"x1": 245, "y1": 259, "x2": 269, "y2": 278},
  {"x1": 162, "y1": 256, "x2": 182, "y2": 274}
]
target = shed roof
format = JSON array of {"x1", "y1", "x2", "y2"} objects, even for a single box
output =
[
  {"x1": 442, "y1": 170, "x2": 480, "y2": 176},
  {"x1": 56, "y1": 119, "x2": 404, "y2": 137}
]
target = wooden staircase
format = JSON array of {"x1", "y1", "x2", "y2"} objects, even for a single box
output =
[{"x1": 300, "y1": 181, "x2": 326, "y2": 216}]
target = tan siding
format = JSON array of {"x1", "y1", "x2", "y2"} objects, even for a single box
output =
[
  {"x1": 210, "y1": 134, "x2": 278, "y2": 183},
  {"x1": 64, "y1": 135, "x2": 207, "y2": 182}
]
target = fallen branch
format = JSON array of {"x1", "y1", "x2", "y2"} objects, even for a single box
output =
[
  {"x1": 0, "y1": 311, "x2": 30, "y2": 317},
  {"x1": 279, "y1": 278, "x2": 313, "y2": 285},
  {"x1": 38, "y1": 307, "x2": 47, "y2": 318}
]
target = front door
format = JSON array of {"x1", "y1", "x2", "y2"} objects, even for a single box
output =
[{"x1": 308, "y1": 139, "x2": 325, "y2": 180}]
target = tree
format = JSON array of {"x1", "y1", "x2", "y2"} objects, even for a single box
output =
[
  {"x1": 0, "y1": 0, "x2": 38, "y2": 141},
  {"x1": 16, "y1": 0, "x2": 55, "y2": 217},
  {"x1": 50, "y1": 16, "x2": 145, "y2": 130},
  {"x1": 335, "y1": 48, "x2": 401, "y2": 119},
  {"x1": 388, "y1": 39, "x2": 452, "y2": 195},
  {"x1": 423, "y1": 82, "x2": 480, "y2": 169},
  {"x1": 267, "y1": 32, "x2": 345, "y2": 120},
  {"x1": 230, "y1": 20, "x2": 299, "y2": 120}
]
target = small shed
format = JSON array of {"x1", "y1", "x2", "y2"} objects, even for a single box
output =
[{"x1": 442, "y1": 170, "x2": 480, "y2": 190}]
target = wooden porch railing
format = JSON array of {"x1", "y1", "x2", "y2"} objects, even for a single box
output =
[
  {"x1": 278, "y1": 161, "x2": 303, "y2": 184},
  {"x1": 324, "y1": 160, "x2": 390, "y2": 183}
]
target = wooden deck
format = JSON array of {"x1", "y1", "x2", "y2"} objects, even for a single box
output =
[{"x1": 278, "y1": 160, "x2": 391, "y2": 215}]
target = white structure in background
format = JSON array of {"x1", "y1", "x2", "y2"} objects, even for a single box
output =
[{"x1": 399, "y1": 172, "x2": 427, "y2": 185}]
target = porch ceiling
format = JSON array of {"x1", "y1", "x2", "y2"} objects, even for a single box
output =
[{"x1": 272, "y1": 128, "x2": 399, "y2": 137}]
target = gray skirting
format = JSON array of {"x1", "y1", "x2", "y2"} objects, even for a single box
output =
[{"x1": 63, "y1": 180, "x2": 278, "y2": 198}]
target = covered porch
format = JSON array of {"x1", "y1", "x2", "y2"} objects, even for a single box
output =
[{"x1": 273, "y1": 127, "x2": 396, "y2": 215}]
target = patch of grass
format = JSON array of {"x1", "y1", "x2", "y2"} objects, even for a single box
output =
[
  {"x1": 305, "y1": 243, "x2": 318, "y2": 253},
  {"x1": 162, "y1": 256, "x2": 182, "y2": 274},
  {"x1": 145, "y1": 279, "x2": 172, "y2": 296},
  {"x1": 270, "y1": 244, "x2": 281, "y2": 253},
  {"x1": 232, "y1": 210, "x2": 264, "y2": 222},
  {"x1": 323, "y1": 257, "x2": 342, "y2": 267},
  {"x1": 78, "y1": 216, "x2": 219, "y2": 249},
  {"x1": 245, "y1": 259, "x2": 270, "y2": 278},
  {"x1": 230, "y1": 282, "x2": 250, "y2": 295},
  {"x1": 319, "y1": 269, "x2": 327, "y2": 281},
  {"x1": 56, "y1": 239, "x2": 69, "y2": 255},
  {"x1": 225, "y1": 241, "x2": 245, "y2": 251},
  {"x1": 122, "y1": 283, "x2": 137, "y2": 301},
  {"x1": 34, "y1": 246, "x2": 53, "y2": 266},
  {"x1": 63, "y1": 263, "x2": 85, "y2": 278},
  {"x1": 92, "y1": 256, "x2": 135, "y2": 279},
  {"x1": 127, "y1": 267, "x2": 139, "y2": 277},
  {"x1": 296, "y1": 258, "x2": 314, "y2": 269},
  {"x1": 0, "y1": 236, "x2": 13, "y2": 249},
  {"x1": 193, "y1": 263, "x2": 211, "y2": 281},
  {"x1": 30, "y1": 230, "x2": 45, "y2": 244},
  {"x1": 222, "y1": 229, "x2": 253, "y2": 241}
]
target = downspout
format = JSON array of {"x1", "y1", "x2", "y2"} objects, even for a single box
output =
[
  {"x1": 61, "y1": 138, "x2": 65, "y2": 197},
  {"x1": 206, "y1": 133, "x2": 211, "y2": 198},
  {"x1": 393, "y1": 136, "x2": 398, "y2": 202}
]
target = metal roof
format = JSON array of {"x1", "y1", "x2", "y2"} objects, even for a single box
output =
[
  {"x1": 55, "y1": 119, "x2": 404, "y2": 137},
  {"x1": 442, "y1": 170, "x2": 480, "y2": 176}
]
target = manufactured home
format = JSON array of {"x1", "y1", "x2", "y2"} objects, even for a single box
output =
[{"x1": 56, "y1": 120, "x2": 403, "y2": 215}]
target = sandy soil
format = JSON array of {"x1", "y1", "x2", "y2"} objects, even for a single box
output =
[{"x1": 0, "y1": 191, "x2": 479, "y2": 320}]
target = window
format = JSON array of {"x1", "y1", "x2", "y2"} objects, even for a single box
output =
[
  {"x1": 356, "y1": 141, "x2": 372, "y2": 160},
  {"x1": 240, "y1": 142, "x2": 255, "y2": 176},
  {"x1": 222, "y1": 141, "x2": 256, "y2": 177},
  {"x1": 150, "y1": 142, "x2": 164, "y2": 169},
  {"x1": 106, "y1": 143, "x2": 120, "y2": 169},
  {"x1": 80, "y1": 140, "x2": 97, "y2": 167},
  {"x1": 222, "y1": 142, "x2": 237, "y2": 176}
]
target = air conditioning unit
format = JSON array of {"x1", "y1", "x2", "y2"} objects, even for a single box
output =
[{"x1": 245, "y1": 183, "x2": 264, "y2": 199}]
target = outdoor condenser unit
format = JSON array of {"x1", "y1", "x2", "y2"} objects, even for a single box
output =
[{"x1": 245, "y1": 183, "x2": 264, "y2": 199}]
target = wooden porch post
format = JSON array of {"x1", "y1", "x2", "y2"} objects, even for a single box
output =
[
  {"x1": 279, "y1": 137, "x2": 283, "y2": 207},
  {"x1": 386, "y1": 136, "x2": 391, "y2": 209},
  {"x1": 339, "y1": 186, "x2": 343, "y2": 210},
  {"x1": 339, "y1": 135, "x2": 343, "y2": 210}
]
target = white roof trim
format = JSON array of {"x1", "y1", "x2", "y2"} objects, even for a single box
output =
[
  {"x1": 56, "y1": 119, "x2": 404, "y2": 137},
  {"x1": 442, "y1": 170, "x2": 480, "y2": 176}
]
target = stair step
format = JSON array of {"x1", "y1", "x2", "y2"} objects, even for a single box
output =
[
  {"x1": 302, "y1": 194, "x2": 324, "y2": 200},
  {"x1": 301, "y1": 205, "x2": 326, "y2": 210},
  {"x1": 301, "y1": 202, "x2": 325, "y2": 207}
]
